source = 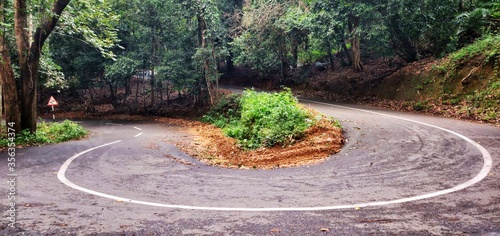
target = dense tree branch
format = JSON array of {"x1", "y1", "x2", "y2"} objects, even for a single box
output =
[{"x1": 32, "y1": 0, "x2": 71, "y2": 55}]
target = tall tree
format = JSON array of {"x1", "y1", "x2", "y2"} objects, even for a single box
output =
[
  {"x1": 1, "y1": 0, "x2": 71, "y2": 132},
  {"x1": 232, "y1": 0, "x2": 293, "y2": 79},
  {"x1": 0, "y1": 0, "x2": 21, "y2": 132},
  {"x1": 191, "y1": 0, "x2": 226, "y2": 105},
  {"x1": 316, "y1": 0, "x2": 373, "y2": 72}
]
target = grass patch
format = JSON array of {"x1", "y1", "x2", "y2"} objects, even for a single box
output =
[
  {"x1": 450, "y1": 34, "x2": 500, "y2": 63},
  {"x1": 0, "y1": 120, "x2": 88, "y2": 147},
  {"x1": 203, "y1": 89, "x2": 338, "y2": 150},
  {"x1": 413, "y1": 101, "x2": 429, "y2": 111},
  {"x1": 201, "y1": 93, "x2": 241, "y2": 129}
]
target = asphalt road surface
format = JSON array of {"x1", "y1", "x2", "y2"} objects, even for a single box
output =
[{"x1": 1, "y1": 99, "x2": 499, "y2": 235}]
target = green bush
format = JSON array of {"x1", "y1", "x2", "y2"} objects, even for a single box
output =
[
  {"x1": 298, "y1": 49, "x2": 328, "y2": 64},
  {"x1": 0, "y1": 120, "x2": 88, "y2": 147},
  {"x1": 203, "y1": 89, "x2": 313, "y2": 149},
  {"x1": 413, "y1": 101, "x2": 428, "y2": 111},
  {"x1": 201, "y1": 94, "x2": 241, "y2": 128}
]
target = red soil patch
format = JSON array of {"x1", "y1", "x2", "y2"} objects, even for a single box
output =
[{"x1": 178, "y1": 117, "x2": 344, "y2": 169}]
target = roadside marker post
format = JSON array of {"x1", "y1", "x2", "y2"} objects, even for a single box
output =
[{"x1": 47, "y1": 96, "x2": 59, "y2": 120}]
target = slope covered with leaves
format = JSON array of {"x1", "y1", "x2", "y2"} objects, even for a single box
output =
[{"x1": 367, "y1": 34, "x2": 500, "y2": 125}]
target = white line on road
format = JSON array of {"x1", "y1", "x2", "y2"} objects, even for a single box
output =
[
  {"x1": 134, "y1": 133, "x2": 143, "y2": 137},
  {"x1": 133, "y1": 127, "x2": 142, "y2": 131},
  {"x1": 58, "y1": 140, "x2": 123, "y2": 197},
  {"x1": 57, "y1": 102, "x2": 492, "y2": 211}
]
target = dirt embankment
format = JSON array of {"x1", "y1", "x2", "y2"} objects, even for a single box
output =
[{"x1": 179, "y1": 115, "x2": 344, "y2": 169}]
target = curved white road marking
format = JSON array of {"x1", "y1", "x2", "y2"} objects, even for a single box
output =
[
  {"x1": 134, "y1": 133, "x2": 143, "y2": 137},
  {"x1": 58, "y1": 102, "x2": 493, "y2": 211},
  {"x1": 133, "y1": 127, "x2": 142, "y2": 131}
]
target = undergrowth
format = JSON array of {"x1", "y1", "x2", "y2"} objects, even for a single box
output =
[
  {"x1": 203, "y1": 89, "x2": 335, "y2": 149},
  {"x1": 202, "y1": 93, "x2": 241, "y2": 128},
  {"x1": 427, "y1": 34, "x2": 500, "y2": 123},
  {"x1": 450, "y1": 34, "x2": 500, "y2": 63},
  {"x1": 439, "y1": 34, "x2": 500, "y2": 72},
  {"x1": 0, "y1": 120, "x2": 88, "y2": 147}
]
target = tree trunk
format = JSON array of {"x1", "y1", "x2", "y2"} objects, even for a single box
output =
[
  {"x1": 351, "y1": 36, "x2": 363, "y2": 72},
  {"x1": 226, "y1": 52, "x2": 234, "y2": 72},
  {"x1": 158, "y1": 77, "x2": 163, "y2": 107},
  {"x1": 341, "y1": 37, "x2": 352, "y2": 66},
  {"x1": 291, "y1": 41, "x2": 298, "y2": 69},
  {"x1": 211, "y1": 39, "x2": 218, "y2": 102},
  {"x1": 150, "y1": 66, "x2": 155, "y2": 107},
  {"x1": 1, "y1": 86, "x2": 3, "y2": 115},
  {"x1": 125, "y1": 79, "x2": 130, "y2": 98},
  {"x1": 142, "y1": 75, "x2": 146, "y2": 111},
  {"x1": 87, "y1": 85, "x2": 96, "y2": 114},
  {"x1": 458, "y1": 0, "x2": 464, "y2": 12},
  {"x1": 15, "y1": 0, "x2": 35, "y2": 131},
  {"x1": 19, "y1": 54, "x2": 40, "y2": 132},
  {"x1": 0, "y1": 2, "x2": 22, "y2": 132},
  {"x1": 198, "y1": 14, "x2": 215, "y2": 106},
  {"x1": 106, "y1": 80, "x2": 116, "y2": 108},
  {"x1": 277, "y1": 38, "x2": 289, "y2": 82},
  {"x1": 389, "y1": 14, "x2": 420, "y2": 62},
  {"x1": 165, "y1": 81, "x2": 170, "y2": 106},
  {"x1": 326, "y1": 40, "x2": 335, "y2": 71},
  {"x1": 135, "y1": 75, "x2": 140, "y2": 105},
  {"x1": 204, "y1": 58, "x2": 214, "y2": 106},
  {"x1": 348, "y1": 15, "x2": 363, "y2": 72},
  {"x1": 14, "y1": 0, "x2": 71, "y2": 132}
]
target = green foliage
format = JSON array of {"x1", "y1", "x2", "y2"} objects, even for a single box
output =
[
  {"x1": 59, "y1": 0, "x2": 121, "y2": 59},
  {"x1": 298, "y1": 49, "x2": 327, "y2": 64},
  {"x1": 328, "y1": 116, "x2": 343, "y2": 129},
  {"x1": 0, "y1": 120, "x2": 88, "y2": 147},
  {"x1": 449, "y1": 34, "x2": 500, "y2": 63},
  {"x1": 456, "y1": 1, "x2": 500, "y2": 44},
  {"x1": 232, "y1": 1, "x2": 313, "y2": 75},
  {"x1": 431, "y1": 64, "x2": 448, "y2": 74},
  {"x1": 232, "y1": 32, "x2": 280, "y2": 76},
  {"x1": 202, "y1": 94, "x2": 241, "y2": 128},
  {"x1": 204, "y1": 89, "x2": 312, "y2": 149},
  {"x1": 156, "y1": 49, "x2": 198, "y2": 93},
  {"x1": 449, "y1": 97, "x2": 461, "y2": 106},
  {"x1": 40, "y1": 46, "x2": 67, "y2": 90},
  {"x1": 105, "y1": 56, "x2": 139, "y2": 84},
  {"x1": 413, "y1": 101, "x2": 428, "y2": 111},
  {"x1": 50, "y1": 33, "x2": 107, "y2": 89},
  {"x1": 491, "y1": 81, "x2": 500, "y2": 90}
]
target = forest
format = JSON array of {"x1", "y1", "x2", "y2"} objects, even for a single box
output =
[{"x1": 1, "y1": 0, "x2": 499, "y2": 133}]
